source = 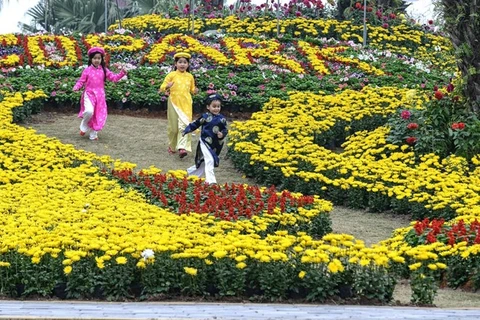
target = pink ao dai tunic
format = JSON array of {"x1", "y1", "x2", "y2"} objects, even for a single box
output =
[{"x1": 73, "y1": 65, "x2": 126, "y2": 131}]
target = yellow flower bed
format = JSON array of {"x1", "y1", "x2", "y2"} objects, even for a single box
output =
[
  {"x1": 229, "y1": 87, "x2": 480, "y2": 217},
  {"x1": 146, "y1": 34, "x2": 232, "y2": 66},
  {"x1": 112, "y1": 15, "x2": 206, "y2": 34},
  {"x1": 221, "y1": 36, "x2": 304, "y2": 73}
]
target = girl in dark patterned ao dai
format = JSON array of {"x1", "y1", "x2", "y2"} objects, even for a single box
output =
[{"x1": 182, "y1": 93, "x2": 228, "y2": 184}]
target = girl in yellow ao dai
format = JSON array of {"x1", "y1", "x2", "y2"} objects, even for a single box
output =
[{"x1": 160, "y1": 52, "x2": 198, "y2": 158}]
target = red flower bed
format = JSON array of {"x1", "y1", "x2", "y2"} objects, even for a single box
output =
[
  {"x1": 108, "y1": 169, "x2": 316, "y2": 221},
  {"x1": 406, "y1": 218, "x2": 480, "y2": 246}
]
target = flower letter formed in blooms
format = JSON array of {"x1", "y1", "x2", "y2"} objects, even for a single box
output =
[
  {"x1": 141, "y1": 249, "x2": 155, "y2": 261},
  {"x1": 401, "y1": 110, "x2": 412, "y2": 120}
]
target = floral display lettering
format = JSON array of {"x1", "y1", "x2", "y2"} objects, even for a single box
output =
[
  {"x1": 83, "y1": 34, "x2": 147, "y2": 53},
  {"x1": 26, "y1": 35, "x2": 81, "y2": 67}
]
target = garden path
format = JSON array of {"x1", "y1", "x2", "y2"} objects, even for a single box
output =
[{"x1": 0, "y1": 300, "x2": 479, "y2": 319}]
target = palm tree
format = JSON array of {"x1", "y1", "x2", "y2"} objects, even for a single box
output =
[
  {"x1": 18, "y1": 0, "x2": 55, "y2": 33},
  {"x1": 438, "y1": 0, "x2": 480, "y2": 113},
  {"x1": 20, "y1": 0, "x2": 135, "y2": 33}
]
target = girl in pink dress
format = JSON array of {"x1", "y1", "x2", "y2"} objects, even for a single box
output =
[{"x1": 73, "y1": 47, "x2": 126, "y2": 140}]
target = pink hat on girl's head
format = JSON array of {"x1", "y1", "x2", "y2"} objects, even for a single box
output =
[{"x1": 87, "y1": 47, "x2": 105, "y2": 56}]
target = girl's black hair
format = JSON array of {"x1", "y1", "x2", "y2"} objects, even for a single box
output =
[
  {"x1": 205, "y1": 93, "x2": 223, "y2": 106},
  {"x1": 88, "y1": 52, "x2": 107, "y2": 81},
  {"x1": 173, "y1": 56, "x2": 191, "y2": 72}
]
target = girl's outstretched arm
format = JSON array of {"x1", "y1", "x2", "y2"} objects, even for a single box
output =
[
  {"x1": 106, "y1": 68, "x2": 127, "y2": 82},
  {"x1": 73, "y1": 68, "x2": 89, "y2": 91}
]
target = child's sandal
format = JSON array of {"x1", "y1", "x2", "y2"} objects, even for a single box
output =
[
  {"x1": 80, "y1": 130, "x2": 86, "y2": 136},
  {"x1": 179, "y1": 149, "x2": 187, "y2": 158},
  {"x1": 168, "y1": 147, "x2": 176, "y2": 154}
]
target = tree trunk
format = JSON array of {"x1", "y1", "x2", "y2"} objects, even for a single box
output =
[{"x1": 441, "y1": 0, "x2": 480, "y2": 113}]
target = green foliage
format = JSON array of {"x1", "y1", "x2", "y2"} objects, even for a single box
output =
[
  {"x1": 410, "y1": 271, "x2": 438, "y2": 305},
  {"x1": 99, "y1": 257, "x2": 138, "y2": 300},
  {"x1": 249, "y1": 261, "x2": 295, "y2": 300},
  {"x1": 445, "y1": 255, "x2": 470, "y2": 289},
  {"x1": 179, "y1": 260, "x2": 209, "y2": 296},
  {"x1": 12, "y1": 97, "x2": 45, "y2": 123},
  {"x1": 353, "y1": 265, "x2": 396, "y2": 303},
  {"x1": 212, "y1": 258, "x2": 246, "y2": 296},
  {"x1": 0, "y1": 252, "x2": 63, "y2": 297},
  {"x1": 386, "y1": 89, "x2": 480, "y2": 161},
  {"x1": 140, "y1": 253, "x2": 183, "y2": 295},
  {"x1": 65, "y1": 257, "x2": 103, "y2": 299},
  {"x1": 367, "y1": 191, "x2": 391, "y2": 212},
  {"x1": 300, "y1": 264, "x2": 340, "y2": 302}
]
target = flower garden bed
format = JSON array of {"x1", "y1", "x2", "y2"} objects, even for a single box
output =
[{"x1": 1, "y1": 14, "x2": 479, "y2": 305}]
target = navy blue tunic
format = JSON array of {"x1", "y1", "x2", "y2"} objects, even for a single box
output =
[{"x1": 184, "y1": 112, "x2": 228, "y2": 168}]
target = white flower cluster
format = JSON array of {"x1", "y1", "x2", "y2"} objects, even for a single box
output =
[{"x1": 141, "y1": 249, "x2": 155, "y2": 261}]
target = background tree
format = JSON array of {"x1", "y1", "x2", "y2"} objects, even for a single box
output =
[
  {"x1": 438, "y1": 0, "x2": 480, "y2": 113},
  {"x1": 20, "y1": 0, "x2": 134, "y2": 33}
]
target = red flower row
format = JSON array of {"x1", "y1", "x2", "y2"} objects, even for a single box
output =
[
  {"x1": 412, "y1": 218, "x2": 480, "y2": 246},
  {"x1": 107, "y1": 169, "x2": 315, "y2": 221}
]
